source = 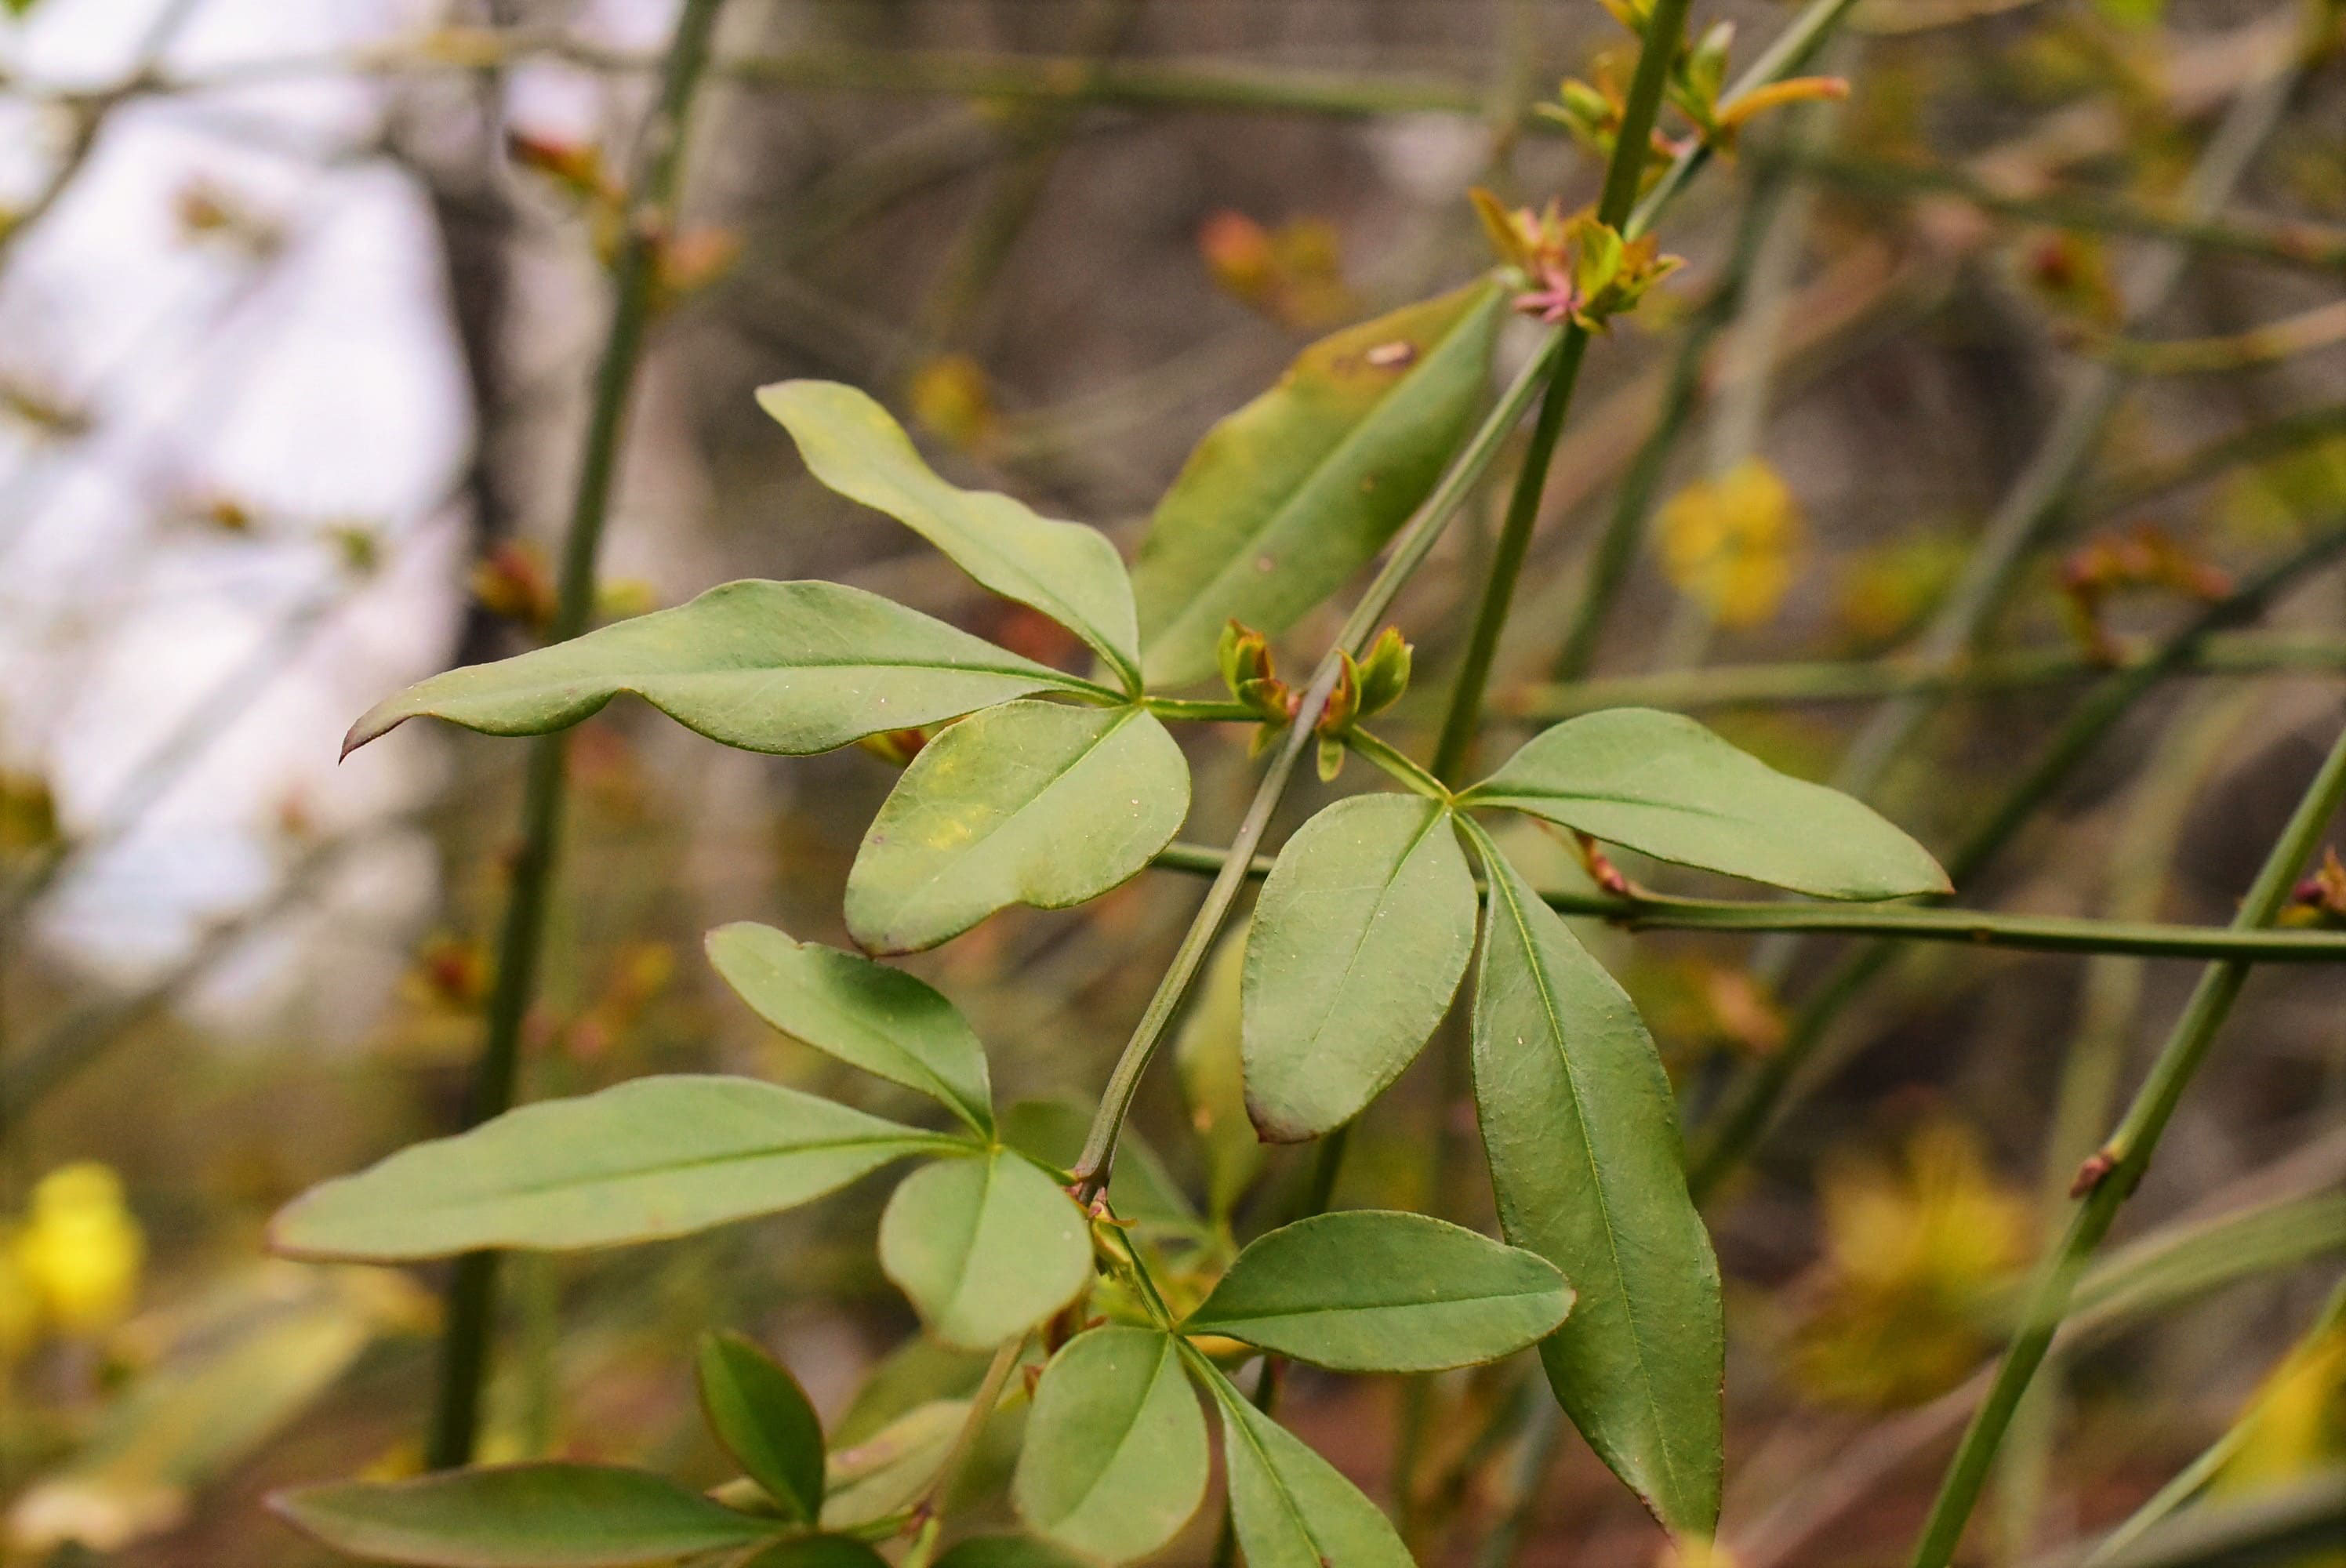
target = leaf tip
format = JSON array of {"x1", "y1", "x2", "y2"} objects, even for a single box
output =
[
  {"x1": 341, "y1": 710, "x2": 398, "y2": 760},
  {"x1": 1241, "y1": 1093, "x2": 1321, "y2": 1147}
]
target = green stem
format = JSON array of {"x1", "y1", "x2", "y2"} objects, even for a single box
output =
[
  {"x1": 2078, "y1": 1281, "x2": 2346, "y2": 1567},
  {"x1": 913, "y1": 1332, "x2": 1027, "y2": 1534},
  {"x1": 1066, "y1": 0, "x2": 1878, "y2": 1203},
  {"x1": 1147, "y1": 840, "x2": 2346, "y2": 961},
  {"x1": 2086, "y1": 401, "x2": 2346, "y2": 517},
  {"x1": 1683, "y1": 516, "x2": 2346, "y2": 1195},
  {"x1": 1829, "y1": 57, "x2": 2304, "y2": 802},
  {"x1": 1067, "y1": 330, "x2": 1567, "y2": 1199},
  {"x1": 424, "y1": 0, "x2": 728, "y2": 1472},
  {"x1": 1767, "y1": 146, "x2": 2346, "y2": 272},
  {"x1": 1473, "y1": 1397, "x2": 1563, "y2": 1568},
  {"x1": 1347, "y1": 729, "x2": 1452, "y2": 800},
  {"x1": 1513, "y1": 630, "x2": 2346, "y2": 717},
  {"x1": 1906, "y1": 718, "x2": 2346, "y2": 1568},
  {"x1": 1428, "y1": 0, "x2": 1695, "y2": 784}
]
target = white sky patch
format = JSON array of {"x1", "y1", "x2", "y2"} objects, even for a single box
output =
[{"x1": 1, "y1": 0, "x2": 486, "y2": 1036}]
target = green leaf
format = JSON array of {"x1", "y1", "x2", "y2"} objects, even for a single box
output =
[
  {"x1": 734, "y1": 1538, "x2": 893, "y2": 1568},
  {"x1": 1197, "y1": 1356, "x2": 1411, "y2": 1568},
  {"x1": 1013, "y1": 1327, "x2": 1209, "y2": 1562},
  {"x1": 270, "y1": 1465, "x2": 781, "y2": 1567},
  {"x1": 1133, "y1": 280, "x2": 1505, "y2": 688},
  {"x1": 1464, "y1": 822, "x2": 1722, "y2": 1534},
  {"x1": 1459, "y1": 708, "x2": 1949, "y2": 900},
  {"x1": 999, "y1": 1098, "x2": 1197, "y2": 1230},
  {"x1": 1181, "y1": 1210, "x2": 1571, "y2": 1372},
  {"x1": 1172, "y1": 926, "x2": 1265, "y2": 1223},
  {"x1": 932, "y1": 1537, "x2": 1094, "y2": 1568},
  {"x1": 846, "y1": 699, "x2": 1190, "y2": 955},
  {"x1": 706, "y1": 923, "x2": 993, "y2": 1135},
  {"x1": 343, "y1": 580, "x2": 1107, "y2": 758},
  {"x1": 758, "y1": 380, "x2": 1141, "y2": 692},
  {"x1": 822, "y1": 1398, "x2": 967, "y2": 1529},
  {"x1": 878, "y1": 1146, "x2": 1092, "y2": 1349},
  {"x1": 1243, "y1": 794, "x2": 1477, "y2": 1142},
  {"x1": 833, "y1": 1338, "x2": 992, "y2": 1450},
  {"x1": 696, "y1": 1332, "x2": 826, "y2": 1524},
  {"x1": 268, "y1": 1076, "x2": 950, "y2": 1261}
]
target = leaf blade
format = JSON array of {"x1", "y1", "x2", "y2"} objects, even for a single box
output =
[
  {"x1": 1134, "y1": 280, "x2": 1504, "y2": 688},
  {"x1": 847, "y1": 700, "x2": 1190, "y2": 955},
  {"x1": 707, "y1": 923, "x2": 993, "y2": 1134},
  {"x1": 267, "y1": 1076, "x2": 946, "y2": 1261},
  {"x1": 1460, "y1": 708, "x2": 1948, "y2": 900},
  {"x1": 1197, "y1": 1357, "x2": 1412, "y2": 1568},
  {"x1": 270, "y1": 1465, "x2": 779, "y2": 1568},
  {"x1": 877, "y1": 1147, "x2": 1092, "y2": 1350},
  {"x1": 344, "y1": 580, "x2": 1104, "y2": 758},
  {"x1": 1243, "y1": 794, "x2": 1478, "y2": 1142},
  {"x1": 759, "y1": 380, "x2": 1140, "y2": 691},
  {"x1": 696, "y1": 1331, "x2": 826, "y2": 1524},
  {"x1": 1181, "y1": 1210, "x2": 1571, "y2": 1372},
  {"x1": 1013, "y1": 1326, "x2": 1208, "y2": 1563},
  {"x1": 1465, "y1": 823, "x2": 1723, "y2": 1534}
]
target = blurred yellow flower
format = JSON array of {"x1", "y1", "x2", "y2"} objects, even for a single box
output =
[
  {"x1": 907, "y1": 354, "x2": 997, "y2": 452},
  {"x1": 15, "y1": 1163, "x2": 145, "y2": 1336},
  {"x1": 0, "y1": 1240, "x2": 41, "y2": 1363},
  {"x1": 1658, "y1": 459, "x2": 1804, "y2": 628},
  {"x1": 1658, "y1": 1535, "x2": 1741, "y2": 1568},
  {"x1": 1787, "y1": 1118, "x2": 2031, "y2": 1408},
  {"x1": 2214, "y1": 1316, "x2": 2345, "y2": 1497}
]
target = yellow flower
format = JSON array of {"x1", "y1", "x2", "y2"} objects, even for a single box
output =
[
  {"x1": 15, "y1": 1162, "x2": 145, "y2": 1336},
  {"x1": 2215, "y1": 1318, "x2": 2346, "y2": 1497},
  {"x1": 1787, "y1": 1118, "x2": 2031, "y2": 1408},
  {"x1": 0, "y1": 1237, "x2": 41, "y2": 1363},
  {"x1": 1658, "y1": 459, "x2": 1805, "y2": 628},
  {"x1": 907, "y1": 354, "x2": 997, "y2": 452}
]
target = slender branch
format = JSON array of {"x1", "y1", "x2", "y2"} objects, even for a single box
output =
[
  {"x1": 1906, "y1": 717, "x2": 2346, "y2": 1568},
  {"x1": 1830, "y1": 56, "x2": 2305, "y2": 800},
  {"x1": 1346, "y1": 729, "x2": 1453, "y2": 800},
  {"x1": 0, "y1": 833, "x2": 373, "y2": 1112},
  {"x1": 2076, "y1": 1281, "x2": 2346, "y2": 1566},
  {"x1": 2086, "y1": 401, "x2": 2346, "y2": 517},
  {"x1": 1065, "y1": 0, "x2": 1893, "y2": 1207},
  {"x1": 2041, "y1": 1469, "x2": 2346, "y2": 1568},
  {"x1": 1064, "y1": 329, "x2": 1570, "y2": 1200},
  {"x1": 1510, "y1": 630, "x2": 2346, "y2": 717},
  {"x1": 424, "y1": 0, "x2": 728, "y2": 1472},
  {"x1": 1147, "y1": 841, "x2": 2346, "y2": 961},
  {"x1": 1427, "y1": 0, "x2": 1696, "y2": 785},
  {"x1": 2095, "y1": 296, "x2": 2346, "y2": 376},
  {"x1": 1549, "y1": 169, "x2": 1796, "y2": 684},
  {"x1": 1767, "y1": 146, "x2": 2346, "y2": 272},
  {"x1": 1684, "y1": 517, "x2": 2346, "y2": 1196},
  {"x1": 1730, "y1": 1146, "x2": 2346, "y2": 1568}
]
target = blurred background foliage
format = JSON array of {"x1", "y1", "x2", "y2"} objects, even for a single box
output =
[{"x1": 0, "y1": 0, "x2": 2341, "y2": 1562}]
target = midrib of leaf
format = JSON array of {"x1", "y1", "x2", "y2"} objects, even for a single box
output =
[
  {"x1": 942, "y1": 524, "x2": 1137, "y2": 693},
  {"x1": 1043, "y1": 1336, "x2": 1171, "y2": 1531},
  {"x1": 505, "y1": 655, "x2": 1111, "y2": 695},
  {"x1": 1208, "y1": 1375, "x2": 1323, "y2": 1563},
  {"x1": 727, "y1": 949, "x2": 987, "y2": 1134},
  {"x1": 878, "y1": 706, "x2": 1146, "y2": 916},
  {"x1": 394, "y1": 1131, "x2": 952, "y2": 1210},
  {"x1": 1194, "y1": 1284, "x2": 1560, "y2": 1326},
  {"x1": 1295, "y1": 802, "x2": 1451, "y2": 1049},
  {"x1": 1475, "y1": 828, "x2": 1686, "y2": 1514},
  {"x1": 1155, "y1": 296, "x2": 1489, "y2": 655},
  {"x1": 935, "y1": 1149, "x2": 998, "y2": 1327},
  {"x1": 1465, "y1": 782, "x2": 1747, "y2": 826}
]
